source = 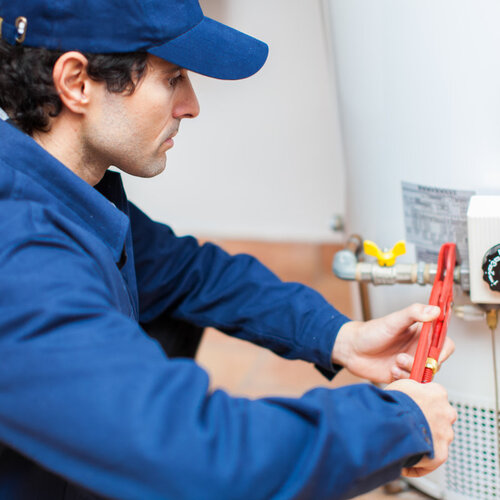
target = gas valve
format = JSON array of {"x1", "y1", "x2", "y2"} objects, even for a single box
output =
[
  {"x1": 482, "y1": 244, "x2": 500, "y2": 292},
  {"x1": 363, "y1": 240, "x2": 406, "y2": 267}
]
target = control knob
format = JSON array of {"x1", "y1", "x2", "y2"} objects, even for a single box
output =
[{"x1": 482, "y1": 244, "x2": 500, "y2": 292}]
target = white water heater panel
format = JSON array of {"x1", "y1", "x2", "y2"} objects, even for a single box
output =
[{"x1": 468, "y1": 196, "x2": 500, "y2": 304}]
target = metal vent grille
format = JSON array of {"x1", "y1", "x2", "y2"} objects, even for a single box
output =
[{"x1": 445, "y1": 400, "x2": 500, "y2": 499}]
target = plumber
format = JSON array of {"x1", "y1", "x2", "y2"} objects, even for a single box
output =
[{"x1": 0, "y1": 1, "x2": 456, "y2": 498}]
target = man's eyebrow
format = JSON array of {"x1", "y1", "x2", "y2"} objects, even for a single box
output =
[{"x1": 162, "y1": 65, "x2": 183, "y2": 74}]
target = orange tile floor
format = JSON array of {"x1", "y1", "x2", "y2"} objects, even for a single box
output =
[{"x1": 195, "y1": 239, "x2": 431, "y2": 500}]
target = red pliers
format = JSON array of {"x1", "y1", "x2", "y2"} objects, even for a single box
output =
[{"x1": 410, "y1": 242, "x2": 457, "y2": 383}]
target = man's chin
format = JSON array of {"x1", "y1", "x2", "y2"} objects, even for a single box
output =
[{"x1": 118, "y1": 157, "x2": 167, "y2": 178}]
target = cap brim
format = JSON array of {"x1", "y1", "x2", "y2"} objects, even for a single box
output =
[{"x1": 148, "y1": 17, "x2": 269, "y2": 80}]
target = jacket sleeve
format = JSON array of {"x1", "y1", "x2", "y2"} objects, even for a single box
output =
[
  {"x1": 129, "y1": 202, "x2": 349, "y2": 374},
  {"x1": 0, "y1": 230, "x2": 434, "y2": 500}
]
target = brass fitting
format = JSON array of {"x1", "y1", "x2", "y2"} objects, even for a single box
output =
[
  {"x1": 425, "y1": 357, "x2": 439, "y2": 375},
  {"x1": 487, "y1": 309, "x2": 498, "y2": 332}
]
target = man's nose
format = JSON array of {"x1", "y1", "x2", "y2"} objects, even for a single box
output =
[{"x1": 173, "y1": 77, "x2": 200, "y2": 120}]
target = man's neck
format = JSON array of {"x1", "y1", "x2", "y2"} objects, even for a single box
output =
[
  {"x1": 33, "y1": 114, "x2": 107, "y2": 186},
  {"x1": 1, "y1": 106, "x2": 108, "y2": 186}
]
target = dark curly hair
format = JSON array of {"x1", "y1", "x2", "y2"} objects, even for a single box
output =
[{"x1": 0, "y1": 40, "x2": 148, "y2": 135}]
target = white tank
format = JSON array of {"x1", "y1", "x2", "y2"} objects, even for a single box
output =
[{"x1": 325, "y1": 1, "x2": 500, "y2": 498}]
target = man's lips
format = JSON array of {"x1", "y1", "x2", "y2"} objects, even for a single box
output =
[{"x1": 163, "y1": 130, "x2": 178, "y2": 149}]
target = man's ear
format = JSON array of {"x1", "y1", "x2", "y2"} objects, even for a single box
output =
[{"x1": 52, "y1": 52, "x2": 94, "y2": 114}]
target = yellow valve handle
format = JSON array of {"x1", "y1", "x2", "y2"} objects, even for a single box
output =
[{"x1": 363, "y1": 240, "x2": 406, "y2": 267}]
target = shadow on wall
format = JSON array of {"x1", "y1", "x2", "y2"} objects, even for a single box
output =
[{"x1": 199, "y1": 0, "x2": 228, "y2": 20}]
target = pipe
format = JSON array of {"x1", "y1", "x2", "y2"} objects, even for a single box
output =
[
  {"x1": 333, "y1": 235, "x2": 373, "y2": 320},
  {"x1": 332, "y1": 238, "x2": 469, "y2": 291}
]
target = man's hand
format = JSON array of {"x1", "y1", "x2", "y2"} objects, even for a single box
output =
[
  {"x1": 386, "y1": 379, "x2": 457, "y2": 476},
  {"x1": 332, "y1": 303, "x2": 455, "y2": 383}
]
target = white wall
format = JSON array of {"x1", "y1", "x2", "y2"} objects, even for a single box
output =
[{"x1": 122, "y1": 0, "x2": 346, "y2": 241}]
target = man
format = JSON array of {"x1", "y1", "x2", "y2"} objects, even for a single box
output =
[{"x1": 0, "y1": 1, "x2": 456, "y2": 499}]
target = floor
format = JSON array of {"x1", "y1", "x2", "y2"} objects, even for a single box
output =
[{"x1": 195, "y1": 239, "x2": 431, "y2": 500}]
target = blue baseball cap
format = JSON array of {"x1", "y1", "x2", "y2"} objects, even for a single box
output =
[{"x1": 0, "y1": 0, "x2": 268, "y2": 80}]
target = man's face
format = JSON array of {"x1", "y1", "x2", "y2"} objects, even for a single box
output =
[{"x1": 82, "y1": 55, "x2": 200, "y2": 178}]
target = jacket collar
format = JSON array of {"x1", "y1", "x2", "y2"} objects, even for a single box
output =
[{"x1": 0, "y1": 119, "x2": 129, "y2": 264}]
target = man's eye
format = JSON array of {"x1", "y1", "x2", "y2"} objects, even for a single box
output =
[{"x1": 168, "y1": 75, "x2": 183, "y2": 88}]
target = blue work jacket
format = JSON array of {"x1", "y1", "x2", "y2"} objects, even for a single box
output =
[{"x1": 0, "y1": 119, "x2": 433, "y2": 499}]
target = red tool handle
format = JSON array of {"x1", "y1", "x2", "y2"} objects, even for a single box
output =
[{"x1": 410, "y1": 243, "x2": 456, "y2": 383}]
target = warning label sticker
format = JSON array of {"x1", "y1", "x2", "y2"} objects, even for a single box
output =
[{"x1": 402, "y1": 182, "x2": 475, "y2": 266}]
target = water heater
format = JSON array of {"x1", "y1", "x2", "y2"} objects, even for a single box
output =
[{"x1": 325, "y1": 1, "x2": 500, "y2": 498}]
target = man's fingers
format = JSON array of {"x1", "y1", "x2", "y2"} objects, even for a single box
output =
[
  {"x1": 391, "y1": 353, "x2": 413, "y2": 380},
  {"x1": 402, "y1": 467, "x2": 429, "y2": 478},
  {"x1": 396, "y1": 353, "x2": 413, "y2": 371},
  {"x1": 395, "y1": 334, "x2": 454, "y2": 378},
  {"x1": 381, "y1": 303, "x2": 440, "y2": 333},
  {"x1": 391, "y1": 365, "x2": 411, "y2": 380},
  {"x1": 438, "y1": 337, "x2": 455, "y2": 364},
  {"x1": 395, "y1": 335, "x2": 455, "y2": 374}
]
